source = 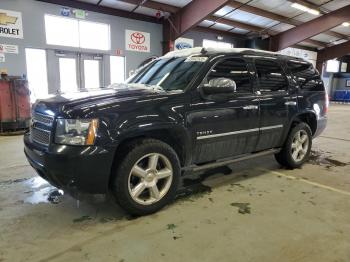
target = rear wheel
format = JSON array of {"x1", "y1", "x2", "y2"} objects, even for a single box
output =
[
  {"x1": 112, "y1": 139, "x2": 180, "y2": 216},
  {"x1": 275, "y1": 122, "x2": 312, "y2": 169}
]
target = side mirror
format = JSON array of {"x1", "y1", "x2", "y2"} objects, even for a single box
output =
[{"x1": 202, "y1": 77, "x2": 236, "y2": 95}]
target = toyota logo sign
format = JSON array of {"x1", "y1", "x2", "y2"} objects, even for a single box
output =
[
  {"x1": 131, "y1": 32, "x2": 145, "y2": 45},
  {"x1": 126, "y1": 30, "x2": 150, "y2": 53}
]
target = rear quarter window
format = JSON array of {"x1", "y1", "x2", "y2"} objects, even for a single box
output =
[
  {"x1": 287, "y1": 60, "x2": 324, "y2": 91},
  {"x1": 255, "y1": 59, "x2": 289, "y2": 93}
]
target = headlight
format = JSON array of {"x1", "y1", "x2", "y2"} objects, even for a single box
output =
[{"x1": 55, "y1": 119, "x2": 99, "y2": 145}]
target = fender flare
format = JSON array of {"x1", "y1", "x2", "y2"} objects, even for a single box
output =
[
  {"x1": 113, "y1": 121, "x2": 193, "y2": 166},
  {"x1": 282, "y1": 109, "x2": 317, "y2": 143}
]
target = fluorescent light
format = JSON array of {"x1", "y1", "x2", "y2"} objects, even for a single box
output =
[
  {"x1": 343, "y1": 22, "x2": 350, "y2": 27},
  {"x1": 308, "y1": 8, "x2": 320, "y2": 15},
  {"x1": 291, "y1": 2, "x2": 320, "y2": 15},
  {"x1": 291, "y1": 3, "x2": 309, "y2": 12}
]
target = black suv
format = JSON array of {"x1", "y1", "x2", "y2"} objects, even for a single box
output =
[{"x1": 24, "y1": 47, "x2": 328, "y2": 215}]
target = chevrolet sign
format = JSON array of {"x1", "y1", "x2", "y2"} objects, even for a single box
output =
[
  {"x1": 0, "y1": 9, "x2": 23, "y2": 39},
  {"x1": 0, "y1": 13, "x2": 17, "y2": 25}
]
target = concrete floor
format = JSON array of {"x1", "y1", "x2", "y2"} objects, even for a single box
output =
[{"x1": 0, "y1": 104, "x2": 349, "y2": 262}]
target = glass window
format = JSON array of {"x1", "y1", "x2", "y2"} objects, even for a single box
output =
[
  {"x1": 326, "y1": 60, "x2": 339, "y2": 73},
  {"x1": 207, "y1": 58, "x2": 252, "y2": 93},
  {"x1": 203, "y1": 39, "x2": 234, "y2": 49},
  {"x1": 255, "y1": 59, "x2": 288, "y2": 92},
  {"x1": 25, "y1": 48, "x2": 49, "y2": 103},
  {"x1": 127, "y1": 57, "x2": 206, "y2": 91},
  {"x1": 45, "y1": 15, "x2": 79, "y2": 47},
  {"x1": 45, "y1": 15, "x2": 110, "y2": 51},
  {"x1": 59, "y1": 58, "x2": 78, "y2": 93},
  {"x1": 79, "y1": 21, "x2": 110, "y2": 50},
  {"x1": 84, "y1": 60, "x2": 100, "y2": 90},
  {"x1": 110, "y1": 56, "x2": 125, "y2": 84},
  {"x1": 288, "y1": 60, "x2": 323, "y2": 91}
]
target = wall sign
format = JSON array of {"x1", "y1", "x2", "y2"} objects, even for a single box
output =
[
  {"x1": 0, "y1": 44, "x2": 18, "y2": 54},
  {"x1": 74, "y1": 9, "x2": 86, "y2": 19},
  {"x1": 174, "y1": 37, "x2": 194, "y2": 50},
  {"x1": 60, "y1": 7, "x2": 71, "y2": 17},
  {"x1": 0, "y1": 9, "x2": 23, "y2": 39},
  {"x1": 116, "y1": 49, "x2": 123, "y2": 56},
  {"x1": 125, "y1": 30, "x2": 150, "y2": 53},
  {"x1": 279, "y1": 47, "x2": 317, "y2": 67}
]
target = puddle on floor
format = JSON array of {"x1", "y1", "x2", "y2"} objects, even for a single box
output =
[
  {"x1": 309, "y1": 150, "x2": 348, "y2": 168},
  {"x1": 23, "y1": 176, "x2": 64, "y2": 204}
]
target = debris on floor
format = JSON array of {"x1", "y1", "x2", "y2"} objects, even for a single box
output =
[
  {"x1": 73, "y1": 215, "x2": 93, "y2": 223},
  {"x1": 0, "y1": 177, "x2": 29, "y2": 186},
  {"x1": 47, "y1": 190, "x2": 64, "y2": 204},
  {"x1": 230, "y1": 202, "x2": 251, "y2": 214},
  {"x1": 166, "y1": 223, "x2": 182, "y2": 240},
  {"x1": 309, "y1": 150, "x2": 348, "y2": 168}
]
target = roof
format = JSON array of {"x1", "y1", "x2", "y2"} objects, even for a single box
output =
[
  {"x1": 163, "y1": 47, "x2": 283, "y2": 58},
  {"x1": 161, "y1": 47, "x2": 310, "y2": 64}
]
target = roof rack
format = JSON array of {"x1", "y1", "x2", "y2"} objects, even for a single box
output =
[{"x1": 162, "y1": 47, "x2": 278, "y2": 58}]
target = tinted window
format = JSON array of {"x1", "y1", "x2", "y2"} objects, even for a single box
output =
[
  {"x1": 207, "y1": 58, "x2": 252, "y2": 93},
  {"x1": 287, "y1": 60, "x2": 324, "y2": 91},
  {"x1": 255, "y1": 59, "x2": 288, "y2": 92},
  {"x1": 128, "y1": 57, "x2": 205, "y2": 91}
]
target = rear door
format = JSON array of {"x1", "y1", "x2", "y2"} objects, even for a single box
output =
[
  {"x1": 188, "y1": 57, "x2": 260, "y2": 164},
  {"x1": 253, "y1": 58, "x2": 295, "y2": 151}
]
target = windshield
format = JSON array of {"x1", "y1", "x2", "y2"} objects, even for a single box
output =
[{"x1": 126, "y1": 56, "x2": 207, "y2": 91}]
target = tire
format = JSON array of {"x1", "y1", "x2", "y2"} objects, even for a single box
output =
[
  {"x1": 275, "y1": 122, "x2": 312, "y2": 169},
  {"x1": 112, "y1": 138, "x2": 181, "y2": 216}
]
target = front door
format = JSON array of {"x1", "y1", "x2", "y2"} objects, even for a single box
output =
[
  {"x1": 58, "y1": 52, "x2": 80, "y2": 93},
  {"x1": 54, "y1": 51, "x2": 104, "y2": 93},
  {"x1": 80, "y1": 53, "x2": 103, "y2": 90},
  {"x1": 187, "y1": 57, "x2": 260, "y2": 164},
  {"x1": 253, "y1": 58, "x2": 292, "y2": 151}
]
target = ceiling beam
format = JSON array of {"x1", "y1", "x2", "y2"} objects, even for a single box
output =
[
  {"x1": 35, "y1": 0, "x2": 161, "y2": 24},
  {"x1": 209, "y1": 15, "x2": 268, "y2": 34},
  {"x1": 173, "y1": 0, "x2": 231, "y2": 39},
  {"x1": 317, "y1": 40, "x2": 350, "y2": 62},
  {"x1": 207, "y1": 16, "x2": 327, "y2": 48},
  {"x1": 193, "y1": 26, "x2": 247, "y2": 39},
  {"x1": 288, "y1": 0, "x2": 328, "y2": 14},
  {"x1": 228, "y1": 0, "x2": 303, "y2": 26},
  {"x1": 270, "y1": 4, "x2": 350, "y2": 51},
  {"x1": 119, "y1": 0, "x2": 180, "y2": 13},
  {"x1": 227, "y1": 0, "x2": 349, "y2": 42}
]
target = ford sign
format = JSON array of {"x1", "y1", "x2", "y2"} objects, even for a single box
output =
[{"x1": 175, "y1": 42, "x2": 192, "y2": 50}]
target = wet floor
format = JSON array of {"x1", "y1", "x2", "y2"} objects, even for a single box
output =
[
  {"x1": 1, "y1": 104, "x2": 350, "y2": 262},
  {"x1": 4, "y1": 148, "x2": 347, "y2": 213}
]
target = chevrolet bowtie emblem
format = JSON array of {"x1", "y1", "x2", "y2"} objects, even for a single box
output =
[{"x1": 0, "y1": 13, "x2": 17, "y2": 25}]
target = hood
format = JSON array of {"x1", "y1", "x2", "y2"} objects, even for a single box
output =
[{"x1": 33, "y1": 84, "x2": 164, "y2": 117}]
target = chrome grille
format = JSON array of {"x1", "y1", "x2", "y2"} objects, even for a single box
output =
[
  {"x1": 32, "y1": 112, "x2": 54, "y2": 126},
  {"x1": 31, "y1": 112, "x2": 54, "y2": 146},
  {"x1": 31, "y1": 127, "x2": 51, "y2": 146}
]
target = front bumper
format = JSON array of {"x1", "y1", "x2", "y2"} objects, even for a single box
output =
[{"x1": 24, "y1": 133, "x2": 116, "y2": 195}]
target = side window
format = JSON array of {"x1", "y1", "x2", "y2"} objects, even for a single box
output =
[
  {"x1": 287, "y1": 60, "x2": 323, "y2": 91},
  {"x1": 255, "y1": 59, "x2": 288, "y2": 92},
  {"x1": 207, "y1": 58, "x2": 252, "y2": 93}
]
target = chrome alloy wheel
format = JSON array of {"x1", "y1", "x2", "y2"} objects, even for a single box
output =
[
  {"x1": 128, "y1": 153, "x2": 173, "y2": 205},
  {"x1": 291, "y1": 130, "x2": 309, "y2": 162}
]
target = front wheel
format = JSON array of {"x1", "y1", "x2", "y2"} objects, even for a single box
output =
[
  {"x1": 275, "y1": 122, "x2": 312, "y2": 169},
  {"x1": 112, "y1": 139, "x2": 180, "y2": 216}
]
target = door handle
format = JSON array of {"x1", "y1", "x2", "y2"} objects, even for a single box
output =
[
  {"x1": 243, "y1": 105, "x2": 258, "y2": 110},
  {"x1": 285, "y1": 101, "x2": 297, "y2": 106}
]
